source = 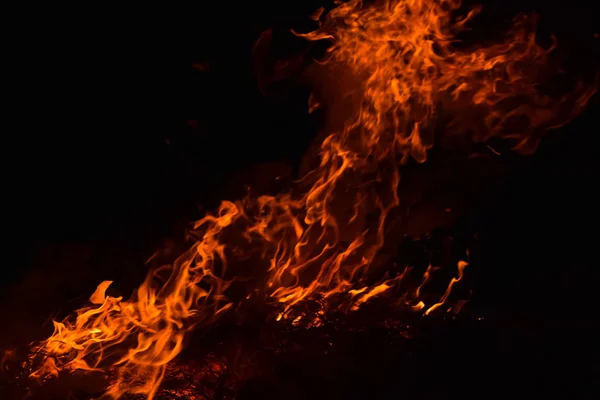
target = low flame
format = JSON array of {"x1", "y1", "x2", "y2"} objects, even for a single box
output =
[{"x1": 29, "y1": 0, "x2": 596, "y2": 398}]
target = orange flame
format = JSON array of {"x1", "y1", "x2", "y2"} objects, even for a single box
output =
[{"x1": 29, "y1": 0, "x2": 596, "y2": 398}]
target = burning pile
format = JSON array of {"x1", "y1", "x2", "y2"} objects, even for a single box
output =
[{"x1": 26, "y1": 0, "x2": 596, "y2": 398}]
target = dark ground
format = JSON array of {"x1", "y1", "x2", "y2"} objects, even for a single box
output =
[{"x1": 1, "y1": 0, "x2": 599, "y2": 398}]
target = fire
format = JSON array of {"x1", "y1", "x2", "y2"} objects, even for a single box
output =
[{"x1": 28, "y1": 0, "x2": 596, "y2": 398}]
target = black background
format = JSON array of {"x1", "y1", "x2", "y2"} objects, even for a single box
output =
[{"x1": 1, "y1": 0, "x2": 598, "y2": 397}]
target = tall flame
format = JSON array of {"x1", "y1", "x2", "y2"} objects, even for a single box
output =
[{"x1": 29, "y1": 0, "x2": 596, "y2": 398}]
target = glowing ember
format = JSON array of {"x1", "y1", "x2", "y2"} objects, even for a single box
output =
[{"x1": 27, "y1": 0, "x2": 596, "y2": 398}]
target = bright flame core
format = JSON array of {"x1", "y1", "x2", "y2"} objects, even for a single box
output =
[{"x1": 29, "y1": 0, "x2": 596, "y2": 398}]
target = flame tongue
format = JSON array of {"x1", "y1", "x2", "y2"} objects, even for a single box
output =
[
  {"x1": 301, "y1": 0, "x2": 595, "y2": 157},
  {"x1": 28, "y1": 0, "x2": 596, "y2": 398},
  {"x1": 89, "y1": 280, "x2": 114, "y2": 305}
]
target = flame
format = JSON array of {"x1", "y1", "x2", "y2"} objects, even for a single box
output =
[
  {"x1": 28, "y1": 0, "x2": 596, "y2": 398},
  {"x1": 297, "y1": 0, "x2": 596, "y2": 156}
]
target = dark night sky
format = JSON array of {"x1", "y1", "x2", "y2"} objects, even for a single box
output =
[
  {"x1": 0, "y1": 1, "x2": 597, "y2": 398},
  {"x1": 2, "y1": 0, "x2": 598, "y2": 316}
]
